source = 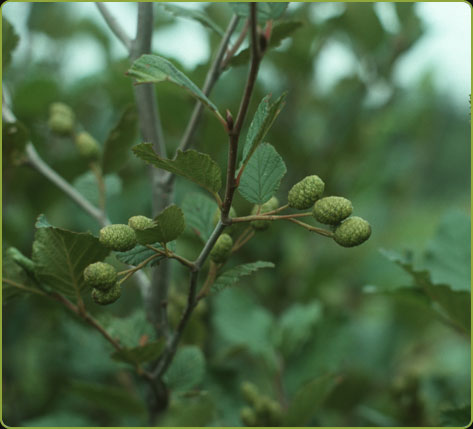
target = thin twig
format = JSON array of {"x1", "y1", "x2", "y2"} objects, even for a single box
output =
[
  {"x1": 220, "y1": 19, "x2": 249, "y2": 70},
  {"x1": 196, "y1": 261, "x2": 218, "y2": 300},
  {"x1": 232, "y1": 212, "x2": 312, "y2": 223},
  {"x1": 232, "y1": 229, "x2": 255, "y2": 253},
  {"x1": 173, "y1": 14, "x2": 240, "y2": 157},
  {"x1": 288, "y1": 218, "x2": 334, "y2": 238},
  {"x1": 95, "y1": 2, "x2": 132, "y2": 52},
  {"x1": 145, "y1": 245, "x2": 196, "y2": 270},
  {"x1": 89, "y1": 161, "x2": 106, "y2": 215}
]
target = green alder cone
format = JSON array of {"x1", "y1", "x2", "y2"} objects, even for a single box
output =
[
  {"x1": 251, "y1": 196, "x2": 279, "y2": 231},
  {"x1": 99, "y1": 224, "x2": 137, "y2": 252},
  {"x1": 334, "y1": 216, "x2": 371, "y2": 247},
  {"x1": 288, "y1": 175, "x2": 325, "y2": 210},
  {"x1": 48, "y1": 113, "x2": 75, "y2": 135},
  {"x1": 49, "y1": 102, "x2": 75, "y2": 118},
  {"x1": 254, "y1": 396, "x2": 283, "y2": 426},
  {"x1": 312, "y1": 196, "x2": 353, "y2": 225},
  {"x1": 241, "y1": 381, "x2": 260, "y2": 405},
  {"x1": 83, "y1": 262, "x2": 117, "y2": 291},
  {"x1": 210, "y1": 233, "x2": 233, "y2": 263},
  {"x1": 91, "y1": 282, "x2": 121, "y2": 305},
  {"x1": 128, "y1": 215, "x2": 154, "y2": 231},
  {"x1": 240, "y1": 407, "x2": 257, "y2": 427},
  {"x1": 75, "y1": 131, "x2": 100, "y2": 159}
]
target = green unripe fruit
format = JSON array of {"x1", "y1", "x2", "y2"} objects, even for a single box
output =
[
  {"x1": 312, "y1": 196, "x2": 353, "y2": 225},
  {"x1": 210, "y1": 233, "x2": 233, "y2": 263},
  {"x1": 91, "y1": 282, "x2": 121, "y2": 305},
  {"x1": 49, "y1": 102, "x2": 74, "y2": 118},
  {"x1": 334, "y1": 216, "x2": 371, "y2": 247},
  {"x1": 75, "y1": 131, "x2": 100, "y2": 159},
  {"x1": 288, "y1": 175, "x2": 325, "y2": 210},
  {"x1": 241, "y1": 381, "x2": 260, "y2": 405},
  {"x1": 48, "y1": 113, "x2": 75, "y2": 135},
  {"x1": 128, "y1": 215, "x2": 154, "y2": 231},
  {"x1": 83, "y1": 262, "x2": 117, "y2": 291},
  {"x1": 251, "y1": 196, "x2": 279, "y2": 231},
  {"x1": 99, "y1": 224, "x2": 137, "y2": 252},
  {"x1": 240, "y1": 407, "x2": 257, "y2": 427}
]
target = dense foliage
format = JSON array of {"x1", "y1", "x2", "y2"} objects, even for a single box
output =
[{"x1": 2, "y1": 2, "x2": 470, "y2": 427}]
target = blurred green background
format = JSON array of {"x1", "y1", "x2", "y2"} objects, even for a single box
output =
[{"x1": 2, "y1": 2, "x2": 470, "y2": 427}]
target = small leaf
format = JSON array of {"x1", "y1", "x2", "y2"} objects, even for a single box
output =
[
  {"x1": 241, "y1": 93, "x2": 286, "y2": 166},
  {"x1": 2, "y1": 17, "x2": 20, "y2": 71},
  {"x1": 182, "y1": 193, "x2": 218, "y2": 242},
  {"x1": 127, "y1": 55, "x2": 222, "y2": 120},
  {"x1": 238, "y1": 143, "x2": 287, "y2": 204},
  {"x1": 134, "y1": 204, "x2": 185, "y2": 244},
  {"x1": 211, "y1": 261, "x2": 275, "y2": 294},
  {"x1": 73, "y1": 172, "x2": 122, "y2": 206},
  {"x1": 161, "y1": 4, "x2": 224, "y2": 36},
  {"x1": 115, "y1": 241, "x2": 175, "y2": 267},
  {"x1": 102, "y1": 105, "x2": 138, "y2": 174},
  {"x1": 133, "y1": 143, "x2": 222, "y2": 197},
  {"x1": 283, "y1": 375, "x2": 337, "y2": 426},
  {"x1": 35, "y1": 213, "x2": 53, "y2": 228},
  {"x1": 229, "y1": 2, "x2": 288, "y2": 21},
  {"x1": 164, "y1": 346, "x2": 205, "y2": 392},
  {"x1": 111, "y1": 339, "x2": 165, "y2": 366},
  {"x1": 32, "y1": 220, "x2": 110, "y2": 298},
  {"x1": 2, "y1": 121, "x2": 29, "y2": 168},
  {"x1": 274, "y1": 301, "x2": 322, "y2": 358}
]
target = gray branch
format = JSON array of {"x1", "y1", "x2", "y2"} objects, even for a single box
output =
[{"x1": 95, "y1": 3, "x2": 132, "y2": 52}]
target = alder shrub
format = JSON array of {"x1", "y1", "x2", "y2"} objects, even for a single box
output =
[{"x1": 2, "y1": 2, "x2": 470, "y2": 427}]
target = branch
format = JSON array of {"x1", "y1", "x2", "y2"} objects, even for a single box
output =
[
  {"x1": 288, "y1": 218, "x2": 334, "y2": 238},
  {"x1": 222, "y1": 3, "x2": 261, "y2": 219},
  {"x1": 174, "y1": 14, "x2": 240, "y2": 157},
  {"x1": 95, "y1": 2, "x2": 132, "y2": 52},
  {"x1": 231, "y1": 212, "x2": 312, "y2": 223}
]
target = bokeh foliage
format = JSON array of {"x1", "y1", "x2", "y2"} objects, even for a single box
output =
[{"x1": 2, "y1": 2, "x2": 470, "y2": 427}]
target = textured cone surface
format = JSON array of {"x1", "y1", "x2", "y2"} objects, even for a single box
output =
[
  {"x1": 313, "y1": 196, "x2": 353, "y2": 225},
  {"x1": 99, "y1": 224, "x2": 137, "y2": 251},
  {"x1": 288, "y1": 175, "x2": 325, "y2": 209},
  {"x1": 128, "y1": 215, "x2": 154, "y2": 231},
  {"x1": 251, "y1": 196, "x2": 279, "y2": 231},
  {"x1": 84, "y1": 262, "x2": 117, "y2": 291},
  {"x1": 49, "y1": 102, "x2": 74, "y2": 118},
  {"x1": 75, "y1": 132, "x2": 100, "y2": 159},
  {"x1": 92, "y1": 282, "x2": 121, "y2": 305},
  {"x1": 48, "y1": 113, "x2": 74, "y2": 135},
  {"x1": 210, "y1": 233, "x2": 233, "y2": 263},
  {"x1": 334, "y1": 216, "x2": 371, "y2": 247}
]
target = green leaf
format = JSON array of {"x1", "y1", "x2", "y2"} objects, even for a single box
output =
[
  {"x1": 73, "y1": 172, "x2": 122, "y2": 207},
  {"x1": 274, "y1": 301, "x2": 322, "y2": 358},
  {"x1": 115, "y1": 241, "x2": 175, "y2": 267},
  {"x1": 380, "y1": 249, "x2": 470, "y2": 334},
  {"x1": 241, "y1": 93, "x2": 286, "y2": 166},
  {"x1": 35, "y1": 213, "x2": 53, "y2": 228},
  {"x1": 420, "y1": 211, "x2": 470, "y2": 292},
  {"x1": 133, "y1": 143, "x2": 222, "y2": 197},
  {"x1": 32, "y1": 222, "x2": 110, "y2": 298},
  {"x1": 182, "y1": 193, "x2": 218, "y2": 242},
  {"x1": 2, "y1": 17, "x2": 19, "y2": 71},
  {"x1": 102, "y1": 105, "x2": 138, "y2": 174},
  {"x1": 229, "y1": 21, "x2": 302, "y2": 68},
  {"x1": 159, "y1": 393, "x2": 215, "y2": 427},
  {"x1": 100, "y1": 309, "x2": 156, "y2": 348},
  {"x1": 69, "y1": 379, "x2": 147, "y2": 417},
  {"x1": 2, "y1": 248, "x2": 43, "y2": 304},
  {"x1": 440, "y1": 404, "x2": 471, "y2": 427},
  {"x1": 211, "y1": 261, "x2": 275, "y2": 294},
  {"x1": 111, "y1": 339, "x2": 165, "y2": 366},
  {"x1": 127, "y1": 55, "x2": 222, "y2": 120},
  {"x1": 134, "y1": 204, "x2": 185, "y2": 244},
  {"x1": 238, "y1": 143, "x2": 287, "y2": 204},
  {"x1": 164, "y1": 346, "x2": 205, "y2": 392},
  {"x1": 229, "y1": 2, "x2": 288, "y2": 21},
  {"x1": 283, "y1": 374, "x2": 337, "y2": 426},
  {"x1": 2, "y1": 121, "x2": 29, "y2": 168},
  {"x1": 161, "y1": 4, "x2": 224, "y2": 36}
]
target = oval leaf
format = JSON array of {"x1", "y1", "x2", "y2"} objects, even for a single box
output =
[
  {"x1": 133, "y1": 143, "x2": 222, "y2": 197},
  {"x1": 238, "y1": 143, "x2": 287, "y2": 205}
]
